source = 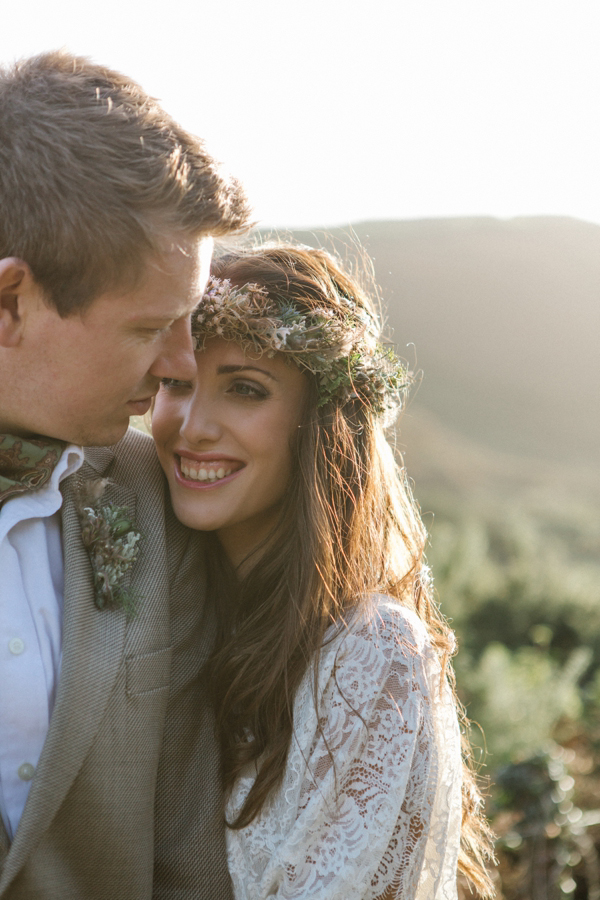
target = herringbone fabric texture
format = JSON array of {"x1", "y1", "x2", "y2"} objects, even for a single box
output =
[{"x1": 0, "y1": 428, "x2": 232, "y2": 900}]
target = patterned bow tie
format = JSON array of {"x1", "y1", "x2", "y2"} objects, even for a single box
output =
[{"x1": 0, "y1": 434, "x2": 66, "y2": 506}]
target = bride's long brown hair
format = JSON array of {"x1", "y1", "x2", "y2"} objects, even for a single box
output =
[{"x1": 205, "y1": 243, "x2": 496, "y2": 897}]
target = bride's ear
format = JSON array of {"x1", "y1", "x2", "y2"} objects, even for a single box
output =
[{"x1": 0, "y1": 258, "x2": 35, "y2": 347}]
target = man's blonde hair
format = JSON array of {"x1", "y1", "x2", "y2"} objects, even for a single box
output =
[{"x1": 0, "y1": 50, "x2": 252, "y2": 315}]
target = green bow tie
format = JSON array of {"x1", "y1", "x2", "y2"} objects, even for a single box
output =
[{"x1": 0, "y1": 434, "x2": 66, "y2": 506}]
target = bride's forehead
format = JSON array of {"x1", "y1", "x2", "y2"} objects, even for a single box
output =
[
  {"x1": 195, "y1": 337, "x2": 278, "y2": 372},
  {"x1": 194, "y1": 337, "x2": 308, "y2": 395}
]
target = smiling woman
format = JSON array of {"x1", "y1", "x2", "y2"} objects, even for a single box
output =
[
  {"x1": 153, "y1": 242, "x2": 496, "y2": 900},
  {"x1": 153, "y1": 339, "x2": 307, "y2": 567}
]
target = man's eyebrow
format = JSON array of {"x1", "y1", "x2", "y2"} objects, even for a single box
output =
[
  {"x1": 217, "y1": 364, "x2": 278, "y2": 382},
  {"x1": 129, "y1": 301, "x2": 200, "y2": 323},
  {"x1": 129, "y1": 314, "x2": 179, "y2": 324}
]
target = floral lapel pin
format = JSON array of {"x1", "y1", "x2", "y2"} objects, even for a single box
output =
[{"x1": 76, "y1": 478, "x2": 142, "y2": 616}]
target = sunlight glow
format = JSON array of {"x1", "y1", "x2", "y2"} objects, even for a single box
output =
[{"x1": 2, "y1": 0, "x2": 600, "y2": 228}]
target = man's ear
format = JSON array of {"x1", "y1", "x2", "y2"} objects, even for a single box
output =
[{"x1": 0, "y1": 258, "x2": 35, "y2": 348}]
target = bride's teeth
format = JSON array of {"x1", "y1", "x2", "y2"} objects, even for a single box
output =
[{"x1": 180, "y1": 458, "x2": 240, "y2": 482}]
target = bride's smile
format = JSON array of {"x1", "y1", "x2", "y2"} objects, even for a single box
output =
[
  {"x1": 152, "y1": 337, "x2": 307, "y2": 566},
  {"x1": 177, "y1": 453, "x2": 244, "y2": 485}
]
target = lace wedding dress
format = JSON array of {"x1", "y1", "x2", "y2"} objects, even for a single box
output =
[{"x1": 226, "y1": 597, "x2": 462, "y2": 900}]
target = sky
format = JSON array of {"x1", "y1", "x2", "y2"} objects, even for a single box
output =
[{"x1": 2, "y1": 0, "x2": 600, "y2": 229}]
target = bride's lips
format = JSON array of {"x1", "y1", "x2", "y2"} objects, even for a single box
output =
[{"x1": 174, "y1": 451, "x2": 245, "y2": 490}]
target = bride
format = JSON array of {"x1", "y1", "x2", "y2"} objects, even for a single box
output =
[{"x1": 152, "y1": 243, "x2": 495, "y2": 899}]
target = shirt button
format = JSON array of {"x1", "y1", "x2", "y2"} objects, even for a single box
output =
[
  {"x1": 8, "y1": 638, "x2": 25, "y2": 655},
  {"x1": 18, "y1": 763, "x2": 35, "y2": 781}
]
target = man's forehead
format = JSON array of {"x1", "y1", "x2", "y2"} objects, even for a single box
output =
[
  {"x1": 122, "y1": 288, "x2": 201, "y2": 323},
  {"x1": 149, "y1": 234, "x2": 213, "y2": 277},
  {"x1": 85, "y1": 236, "x2": 213, "y2": 321}
]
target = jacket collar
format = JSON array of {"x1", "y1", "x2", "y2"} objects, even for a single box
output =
[{"x1": 84, "y1": 444, "x2": 116, "y2": 477}]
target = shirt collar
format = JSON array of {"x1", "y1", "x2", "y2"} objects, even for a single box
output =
[
  {"x1": 0, "y1": 445, "x2": 85, "y2": 538},
  {"x1": 53, "y1": 444, "x2": 85, "y2": 488}
]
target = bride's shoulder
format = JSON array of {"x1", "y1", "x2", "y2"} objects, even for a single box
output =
[
  {"x1": 345, "y1": 595, "x2": 435, "y2": 658},
  {"x1": 320, "y1": 595, "x2": 441, "y2": 692},
  {"x1": 306, "y1": 596, "x2": 448, "y2": 734}
]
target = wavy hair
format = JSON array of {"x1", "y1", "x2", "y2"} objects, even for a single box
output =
[{"x1": 205, "y1": 243, "x2": 496, "y2": 897}]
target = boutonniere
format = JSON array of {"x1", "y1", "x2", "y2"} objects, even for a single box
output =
[{"x1": 77, "y1": 478, "x2": 142, "y2": 616}]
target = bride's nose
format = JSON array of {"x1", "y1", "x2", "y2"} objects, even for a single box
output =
[{"x1": 180, "y1": 395, "x2": 223, "y2": 445}]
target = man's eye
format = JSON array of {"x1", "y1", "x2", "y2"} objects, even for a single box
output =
[
  {"x1": 160, "y1": 378, "x2": 191, "y2": 389},
  {"x1": 142, "y1": 323, "x2": 173, "y2": 337}
]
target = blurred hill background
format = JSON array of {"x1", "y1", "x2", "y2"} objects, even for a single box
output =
[{"x1": 289, "y1": 215, "x2": 600, "y2": 469}]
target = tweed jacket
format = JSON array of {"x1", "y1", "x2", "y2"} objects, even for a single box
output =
[{"x1": 0, "y1": 427, "x2": 233, "y2": 900}]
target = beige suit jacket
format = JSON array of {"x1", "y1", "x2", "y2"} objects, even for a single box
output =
[{"x1": 0, "y1": 428, "x2": 232, "y2": 900}]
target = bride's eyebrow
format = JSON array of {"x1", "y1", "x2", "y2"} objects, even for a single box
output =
[{"x1": 217, "y1": 364, "x2": 279, "y2": 382}]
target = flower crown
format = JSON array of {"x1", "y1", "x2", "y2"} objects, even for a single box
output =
[{"x1": 192, "y1": 276, "x2": 410, "y2": 418}]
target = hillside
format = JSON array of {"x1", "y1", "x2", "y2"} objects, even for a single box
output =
[
  {"x1": 280, "y1": 217, "x2": 600, "y2": 469},
  {"x1": 397, "y1": 404, "x2": 600, "y2": 510}
]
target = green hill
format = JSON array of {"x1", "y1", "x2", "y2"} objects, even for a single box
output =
[{"x1": 278, "y1": 216, "x2": 600, "y2": 469}]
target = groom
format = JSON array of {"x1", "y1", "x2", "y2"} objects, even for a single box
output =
[{"x1": 0, "y1": 52, "x2": 250, "y2": 898}]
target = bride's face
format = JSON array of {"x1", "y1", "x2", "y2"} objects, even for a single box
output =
[{"x1": 152, "y1": 337, "x2": 307, "y2": 565}]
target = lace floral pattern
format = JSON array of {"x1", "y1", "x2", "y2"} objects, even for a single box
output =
[{"x1": 226, "y1": 598, "x2": 462, "y2": 899}]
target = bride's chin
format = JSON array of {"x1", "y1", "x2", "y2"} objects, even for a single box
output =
[{"x1": 172, "y1": 503, "x2": 229, "y2": 533}]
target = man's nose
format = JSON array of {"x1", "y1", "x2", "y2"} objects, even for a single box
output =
[{"x1": 150, "y1": 316, "x2": 197, "y2": 382}]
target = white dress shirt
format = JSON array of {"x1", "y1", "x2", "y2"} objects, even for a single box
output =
[{"x1": 0, "y1": 445, "x2": 84, "y2": 840}]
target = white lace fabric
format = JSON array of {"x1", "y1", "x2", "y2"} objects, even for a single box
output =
[{"x1": 226, "y1": 598, "x2": 462, "y2": 900}]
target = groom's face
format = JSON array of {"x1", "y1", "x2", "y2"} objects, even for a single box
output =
[{"x1": 14, "y1": 237, "x2": 212, "y2": 446}]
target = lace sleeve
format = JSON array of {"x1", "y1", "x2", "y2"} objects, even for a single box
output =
[{"x1": 226, "y1": 602, "x2": 462, "y2": 900}]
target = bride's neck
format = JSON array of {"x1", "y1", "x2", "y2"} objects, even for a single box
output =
[{"x1": 216, "y1": 505, "x2": 280, "y2": 575}]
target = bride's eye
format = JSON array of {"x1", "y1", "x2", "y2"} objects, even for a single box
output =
[{"x1": 229, "y1": 380, "x2": 268, "y2": 399}]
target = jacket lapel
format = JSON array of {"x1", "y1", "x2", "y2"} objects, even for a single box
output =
[
  {"x1": 0, "y1": 450, "x2": 135, "y2": 889},
  {"x1": 0, "y1": 818, "x2": 9, "y2": 871}
]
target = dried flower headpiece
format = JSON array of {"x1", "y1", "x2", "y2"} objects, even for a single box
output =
[{"x1": 192, "y1": 277, "x2": 410, "y2": 418}]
